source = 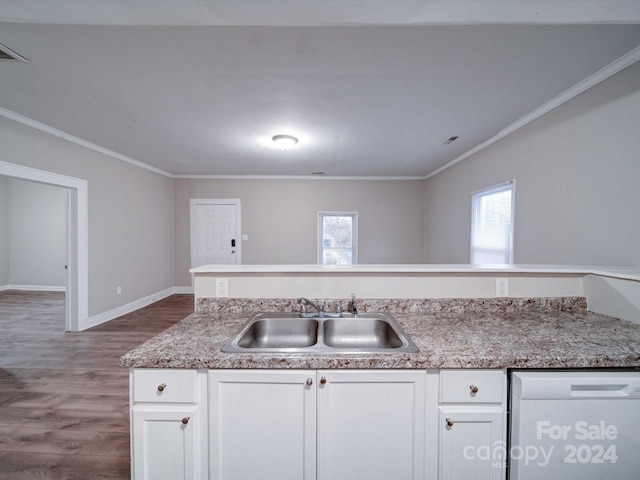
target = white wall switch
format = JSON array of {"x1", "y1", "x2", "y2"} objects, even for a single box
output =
[
  {"x1": 216, "y1": 278, "x2": 229, "y2": 297},
  {"x1": 495, "y1": 278, "x2": 509, "y2": 297},
  {"x1": 242, "y1": 234, "x2": 248, "y2": 241},
  {"x1": 116, "y1": 286, "x2": 122, "y2": 295}
]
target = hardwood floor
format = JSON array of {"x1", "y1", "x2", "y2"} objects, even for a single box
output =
[{"x1": 0, "y1": 291, "x2": 194, "y2": 479}]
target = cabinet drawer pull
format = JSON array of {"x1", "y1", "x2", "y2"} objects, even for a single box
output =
[
  {"x1": 306, "y1": 378, "x2": 313, "y2": 386},
  {"x1": 446, "y1": 418, "x2": 454, "y2": 428},
  {"x1": 181, "y1": 416, "x2": 190, "y2": 425},
  {"x1": 320, "y1": 376, "x2": 327, "y2": 385},
  {"x1": 470, "y1": 384, "x2": 479, "y2": 394},
  {"x1": 157, "y1": 383, "x2": 166, "y2": 392}
]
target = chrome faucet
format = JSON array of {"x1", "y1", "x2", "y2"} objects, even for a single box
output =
[
  {"x1": 297, "y1": 297, "x2": 326, "y2": 317},
  {"x1": 296, "y1": 297, "x2": 347, "y2": 318},
  {"x1": 349, "y1": 293, "x2": 358, "y2": 316}
]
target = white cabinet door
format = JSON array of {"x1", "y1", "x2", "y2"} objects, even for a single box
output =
[
  {"x1": 438, "y1": 407, "x2": 505, "y2": 480},
  {"x1": 316, "y1": 370, "x2": 425, "y2": 480},
  {"x1": 132, "y1": 406, "x2": 200, "y2": 480},
  {"x1": 208, "y1": 370, "x2": 317, "y2": 480}
]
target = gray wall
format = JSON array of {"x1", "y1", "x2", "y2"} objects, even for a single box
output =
[
  {"x1": 3, "y1": 57, "x2": 638, "y2": 311},
  {"x1": 6, "y1": 178, "x2": 66, "y2": 287},
  {"x1": 0, "y1": 177, "x2": 7, "y2": 286},
  {"x1": 0, "y1": 116, "x2": 175, "y2": 316},
  {"x1": 174, "y1": 178, "x2": 425, "y2": 286},
  {"x1": 424, "y1": 61, "x2": 640, "y2": 266}
]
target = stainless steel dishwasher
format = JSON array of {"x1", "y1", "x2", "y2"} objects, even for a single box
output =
[{"x1": 510, "y1": 370, "x2": 640, "y2": 479}]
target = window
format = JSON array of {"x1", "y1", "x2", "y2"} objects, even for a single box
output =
[
  {"x1": 471, "y1": 181, "x2": 514, "y2": 264},
  {"x1": 318, "y1": 212, "x2": 358, "y2": 265}
]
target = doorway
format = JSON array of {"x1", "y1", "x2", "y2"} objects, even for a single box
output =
[
  {"x1": 190, "y1": 199, "x2": 241, "y2": 268},
  {"x1": 0, "y1": 160, "x2": 88, "y2": 331}
]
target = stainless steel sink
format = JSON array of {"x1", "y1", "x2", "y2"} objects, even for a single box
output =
[
  {"x1": 323, "y1": 318, "x2": 404, "y2": 349},
  {"x1": 236, "y1": 317, "x2": 318, "y2": 348},
  {"x1": 222, "y1": 312, "x2": 418, "y2": 353}
]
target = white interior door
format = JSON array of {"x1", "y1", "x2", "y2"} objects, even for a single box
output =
[{"x1": 190, "y1": 199, "x2": 240, "y2": 267}]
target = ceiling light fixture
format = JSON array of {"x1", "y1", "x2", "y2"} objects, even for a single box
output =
[{"x1": 272, "y1": 134, "x2": 298, "y2": 150}]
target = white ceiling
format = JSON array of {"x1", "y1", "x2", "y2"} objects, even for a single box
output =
[{"x1": 1, "y1": 1, "x2": 640, "y2": 178}]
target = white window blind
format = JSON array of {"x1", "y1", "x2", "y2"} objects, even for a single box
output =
[
  {"x1": 471, "y1": 181, "x2": 514, "y2": 264},
  {"x1": 318, "y1": 212, "x2": 358, "y2": 265}
]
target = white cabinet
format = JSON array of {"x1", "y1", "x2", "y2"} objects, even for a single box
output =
[
  {"x1": 132, "y1": 407, "x2": 201, "y2": 480},
  {"x1": 130, "y1": 367, "x2": 507, "y2": 480},
  {"x1": 435, "y1": 369, "x2": 507, "y2": 480},
  {"x1": 208, "y1": 370, "x2": 317, "y2": 480},
  {"x1": 438, "y1": 408, "x2": 505, "y2": 480},
  {"x1": 208, "y1": 369, "x2": 425, "y2": 480},
  {"x1": 130, "y1": 369, "x2": 207, "y2": 480},
  {"x1": 317, "y1": 370, "x2": 426, "y2": 480}
]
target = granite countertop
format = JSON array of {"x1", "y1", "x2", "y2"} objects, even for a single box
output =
[{"x1": 120, "y1": 298, "x2": 640, "y2": 370}]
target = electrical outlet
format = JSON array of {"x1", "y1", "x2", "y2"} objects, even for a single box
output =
[
  {"x1": 216, "y1": 278, "x2": 229, "y2": 297},
  {"x1": 116, "y1": 286, "x2": 122, "y2": 295},
  {"x1": 496, "y1": 278, "x2": 509, "y2": 297}
]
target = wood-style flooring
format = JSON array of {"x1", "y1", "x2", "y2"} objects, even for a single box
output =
[{"x1": 0, "y1": 291, "x2": 194, "y2": 479}]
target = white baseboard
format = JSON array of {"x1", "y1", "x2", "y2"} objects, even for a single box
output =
[
  {"x1": 82, "y1": 286, "x2": 194, "y2": 330},
  {"x1": 2, "y1": 285, "x2": 66, "y2": 292}
]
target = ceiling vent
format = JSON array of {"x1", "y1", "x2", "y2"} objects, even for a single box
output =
[
  {"x1": 441, "y1": 135, "x2": 459, "y2": 145},
  {"x1": 0, "y1": 43, "x2": 29, "y2": 62}
]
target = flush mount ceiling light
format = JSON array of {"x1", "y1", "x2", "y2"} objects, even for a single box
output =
[{"x1": 272, "y1": 134, "x2": 298, "y2": 150}]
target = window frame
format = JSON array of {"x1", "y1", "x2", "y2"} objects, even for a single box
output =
[
  {"x1": 317, "y1": 211, "x2": 358, "y2": 265},
  {"x1": 470, "y1": 180, "x2": 515, "y2": 265}
]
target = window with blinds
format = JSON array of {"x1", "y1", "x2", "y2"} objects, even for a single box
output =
[{"x1": 470, "y1": 181, "x2": 515, "y2": 264}]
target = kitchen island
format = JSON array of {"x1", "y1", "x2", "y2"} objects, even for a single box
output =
[
  {"x1": 121, "y1": 294, "x2": 640, "y2": 480},
  {"x1": 122, "y1": 264, "x2": 640, "y2": 480},
  {"x1": 121, "y1": 296, "x2": 640, "y2": 369}
]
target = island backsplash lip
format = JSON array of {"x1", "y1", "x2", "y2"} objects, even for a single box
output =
[
  {"x1": 120, "y1": 296, "x2": 640, "y2": 370},
  {"x1": 189, "y1": 264, "x2": 640, "y2": 282}
]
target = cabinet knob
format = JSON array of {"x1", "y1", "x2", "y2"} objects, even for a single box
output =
[
  {"x1": 320, "y1": 376, "x2": 327, "y2": 385},
  {"x1": 181, "y1": 416, "x2": 190, "y2": 425},
  {"x1": 157, "y1": 383, "x2": 166, "y2": 392},
  {"x1": 306, "y1": 378, "x2": 313, "y2": 386},
  {"x1": 470, "y1": 384, "x2": 479, "y2": 394},
  {"x1": 446, "y1": 418, "x2": 454, "y2": 428}
]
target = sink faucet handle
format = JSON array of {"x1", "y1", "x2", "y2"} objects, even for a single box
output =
[{"x1": 296, "y1": 298, "x2": 307, "y2": 314}]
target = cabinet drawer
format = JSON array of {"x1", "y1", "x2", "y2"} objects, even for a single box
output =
[
  {"x1": 439, "y1": 370, "x2": 504, "y2": 404},
  {"x1": 133, "y1": 369, "x2": 198, "y2": 404}
]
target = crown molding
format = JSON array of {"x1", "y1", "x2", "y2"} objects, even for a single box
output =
[
  {"x1": 3, "y1": 44, "x2": 639, "y2": 182},
  {"x1": 425, "y1": 45, "x2": 640, "y2": 180},
  {"x1": 0, "y1": 107, "x2": 173, "y2": 178},
  {"x1": 174, "y1": 174, "x2": 423, "y2": 181}
]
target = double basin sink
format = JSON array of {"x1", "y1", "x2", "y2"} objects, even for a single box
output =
[{"x1": 222, "y1": 312, "x2": 419, "y2": 354}]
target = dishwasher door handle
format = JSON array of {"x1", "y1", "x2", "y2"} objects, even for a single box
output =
[{"x1": 571, "y1": 383, "x2": 630, "y2": 397}]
